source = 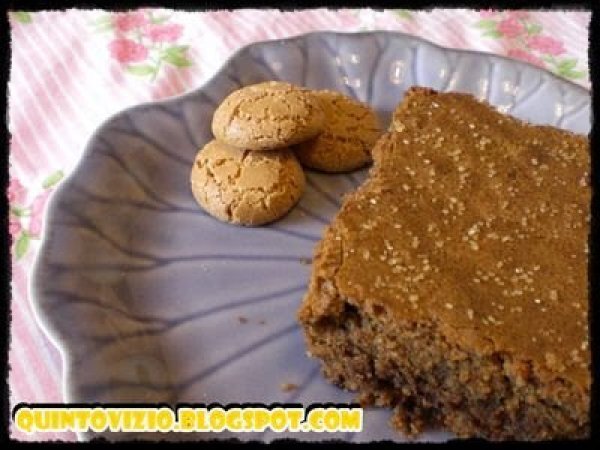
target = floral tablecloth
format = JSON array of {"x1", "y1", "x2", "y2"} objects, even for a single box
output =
[{"x1": 8, "y1": 8, "x2": 590, "y2": 441}]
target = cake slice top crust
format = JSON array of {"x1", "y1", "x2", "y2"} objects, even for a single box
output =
[{"x1": 299, "y1": 87, "x2": 590, "y2": 391}]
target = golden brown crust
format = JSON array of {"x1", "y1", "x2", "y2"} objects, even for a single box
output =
[
  {"x1": 300, "y1": 88, "x2": 590, "y2": 392},
  {"x1": 211, "y1": 81, "x2": 325, "y2": 151},
  {"x1": 293, "y1": 90, "x2": 382, "y2": 172},
  {"x1": 190, "y1": 140, "x2": 305, "y2": 226}
]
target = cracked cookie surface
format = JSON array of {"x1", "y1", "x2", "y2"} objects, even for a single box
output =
[
  {"x1": 212, "y1": 81, "x2": 325, "y2": 151},
  {"x1": 190, "y1": 139, "x2": 305, "y2": 226},
  {"x1": 294, "y1": 90, "x2": 382, "y2": 173}
]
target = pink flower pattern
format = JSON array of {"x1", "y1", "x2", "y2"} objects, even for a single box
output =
[
  {"x1": 474, "y1": 10, "x2": 586, "y2": 80},
  {"x1": 113, "y1": 12, "x2": 148, "y2": 33},
  {"x1": 146, "y1": 23, "x2": 183, "y2": 43},
  {"x1": 96, "y1": 11, "x2": 192, "y2": 80},
  {"x1": 8, "y1": 178, "x2": 27, "y2": 204},
  {"x1": 527, "y1": 35, "x2": 566, "y2": 56},
  {"x1": 506, "y1": 11, "x2": 529, "y2": 20},
  {"x1": 507, "y1": 48, "x2": 544, "y2": 67},
  {"x1": 497, "y1": 17, "x2": 524, "y2": 38},
  {"x1": 9, "y1": 217, "x2": 22, "y2": 237},
  {"x1": 109, "y1": 38, "x2": 149, "y2": 63},
  {"x1": 9, "y1": 171, "x2": 63, "y2": 259},
  {"x1": 29, "y1": 190, "x2": 52, "y2": 237}
]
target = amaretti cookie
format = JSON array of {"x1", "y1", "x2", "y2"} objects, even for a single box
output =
[
  {"x1": 212, "y1": 81, "x2": 325, "y2": 151},
  {"x1": 190, "y1": 140, "x2": 305, "y2": 226},
  {"x1": 294, "y1": 90, "x2": 381, "y2": 172}
]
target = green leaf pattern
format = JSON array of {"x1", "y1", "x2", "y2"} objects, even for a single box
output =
[
  {"x1": 525, "y1": 23, "x2": 542, "y2": 35},
  {"x1": 482, "y1": 30, "x2": 502, "y2": 38},
  {"x1": 162, "y1": 46, "x2": 193, "y2": 67},
  {"x1": 475, "y1": 19, "x2": 496, "y2": 30},
  {"x1": 12, "y1": 11, "x2": 33, "y2": 24},
  {"x1": 393, "y1": 10, "x2": 414, "y2": 21},
  {"x1": 15, "y1": 233, "x2": 30, "y2": 260},
  {"x1": 42, "y1": 170, "x2": 64, "y2": 189},
  {"x1": 126, "y1": 65, "x2": 157, "y2": 76}
]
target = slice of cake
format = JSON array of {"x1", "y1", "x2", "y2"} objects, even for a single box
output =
[{"x1": 297, "y1": 87, "x2": 590, "y2": 439}]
